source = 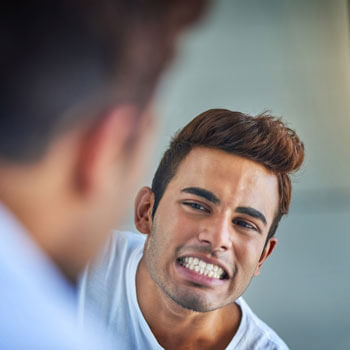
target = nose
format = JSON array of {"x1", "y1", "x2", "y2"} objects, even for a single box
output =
[{"x1": 198, "y1": 216, "x2": 232, "y2": 252}]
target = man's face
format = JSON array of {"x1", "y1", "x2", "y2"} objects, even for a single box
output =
[{"x1": 143, "y1": 147, "x2": 279, "y2": 312}]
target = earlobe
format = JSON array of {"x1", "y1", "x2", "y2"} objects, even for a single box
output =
[
  {"x1": 254, "y1": 237, "x2": 277, "y2": 276},
  {"x1": 134, "y1": 186, "x2": 154, "y2": 234}
]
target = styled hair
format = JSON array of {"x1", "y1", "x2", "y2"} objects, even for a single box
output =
[
  {"x1": 151, "y1": 108, "x2": 304, "y2": 240},
  {"x1": 0, "y1": 0, "x2": 207, "y2": 162}
]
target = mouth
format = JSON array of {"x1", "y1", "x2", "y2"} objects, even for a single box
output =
[{"x1": 177, "y1": 256, "x2": 229, "y2": 280}]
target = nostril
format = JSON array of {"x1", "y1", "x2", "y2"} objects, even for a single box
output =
[{"x1": 219, "y1": 245, "x2": 229, "y2": 252}]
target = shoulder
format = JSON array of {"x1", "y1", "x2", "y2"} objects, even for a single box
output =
[
  {"x1": 0, "y1": 270, "x2": 103, "y2": 350},
  {"x1": 234, "y1": 298, "x2": 289, "y2": 350},
  {"x1": 92, "y1": 230, "x2": 145, "y2": 273},
  {"x1": 78, "y1": 230, "x2": 145, "y2": 323},
  {"x1": 80, "y1": 230, "x2": 145, "y2": 289},
  {"x1": 113, "y1": 229, "x2": 147, "y2": 251},
  {"x1": 0, "y1": 205, "x2": 111, "y2": 350}
]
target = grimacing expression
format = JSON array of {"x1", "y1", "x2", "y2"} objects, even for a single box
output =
[{"x1": 144, "y1": 147, "x2": 279, "y2": 312}]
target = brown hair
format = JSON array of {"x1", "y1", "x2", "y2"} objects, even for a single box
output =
[{"x1": 151, "y1": 108, "x2": 304, "y2": 240}]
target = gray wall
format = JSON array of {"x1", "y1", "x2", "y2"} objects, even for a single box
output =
[{"x1": 124, "y1": 1, "x2": 350, "y2": 348}]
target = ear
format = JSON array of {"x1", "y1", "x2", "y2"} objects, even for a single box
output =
[
  {"x1": 77, "y1": 105, "x2": 138, "y2": 194},
  {"x1": 134, "y1": 186, "x2": 154, "y2": 235},
  {"x1": 254, "y1": 237, "x2": 277, "y2": 276}
]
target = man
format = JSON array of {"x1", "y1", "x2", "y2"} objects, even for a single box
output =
[
  {"x1": 0, "y1": 1, "x2": 206, "y2": 348},
  {"x1": 80, "y1": 109, "x2": 305, "y2": 349}
]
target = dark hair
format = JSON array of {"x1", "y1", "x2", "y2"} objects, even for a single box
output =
[
  {"x1": 151, "y1": 109, "x2": 304, "y2": 240},
  {"x1": 0, "y1": 0, "x2": 207, "y2": 162}
]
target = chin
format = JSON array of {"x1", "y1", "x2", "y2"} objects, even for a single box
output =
[{"x1": 167, "y1": 289, "x2": 222, "y2": 313}]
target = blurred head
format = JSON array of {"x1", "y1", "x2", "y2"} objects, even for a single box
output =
[
  {"x1": 0, "y1": 0, "x2": 208, "y2": 162},
  {"x1": 0, "y1": 0, "x2": 207, "y2": 280},
  {"x1": 135, "y1": 109, "x2": 304, "y2": 312}
]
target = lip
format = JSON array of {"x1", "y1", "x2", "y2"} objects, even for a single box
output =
[{"x1": 174, "y1": 254, "x2": 231, "y2": 287}]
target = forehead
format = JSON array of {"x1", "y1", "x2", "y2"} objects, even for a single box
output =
[{"x1": 166, "y1": 147, "x2": 279, "y2": 221}]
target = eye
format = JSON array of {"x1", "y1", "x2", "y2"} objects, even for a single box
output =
[
  {"x1": 233, "y1": 218, "x2": 257, "y2": 231},
  {"x1": 183, "y1": 202, "x2": 210, "y2": 213}
]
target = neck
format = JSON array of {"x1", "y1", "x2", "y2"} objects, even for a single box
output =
[
  {"x1": 0, "y1": 136, "x2": 83, "y2": 281},
  {"x1": 136, "y1": 257, "x2": 241, "y2": 350}
]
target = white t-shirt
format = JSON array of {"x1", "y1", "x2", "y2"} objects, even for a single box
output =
[{"x1": 79, "y1": 231, "x2": 289, "y2": 350}]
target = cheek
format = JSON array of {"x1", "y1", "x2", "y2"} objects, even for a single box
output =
[
  {"x1": 156, "y1": 204, "x2": 197, "y2": 243},
  {"x1": 234, "y1": 238, "x2": 264, "y2": 271}
]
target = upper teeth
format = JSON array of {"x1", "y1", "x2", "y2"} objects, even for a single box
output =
[{"x1": 179, "y1": 257, "x2": 225, "y2": 279}]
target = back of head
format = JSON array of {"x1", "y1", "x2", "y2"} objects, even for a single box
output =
[
  {"x1": 0, "y1": 0, "x2": 208, "y2": 279},
  {"x1": 0, "y1": 0, "x2": 207, "y2": 162},
  {"x1": 152, "y1": 109, "x2": 305, "y2": 238}
]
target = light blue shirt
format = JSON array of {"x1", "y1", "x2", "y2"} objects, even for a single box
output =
[{"x1": 0, "y1": 202, "x2": 112, "y2": 350}]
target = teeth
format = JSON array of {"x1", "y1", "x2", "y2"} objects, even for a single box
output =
[{"x1": 179, "y1": 257, "x2": 225, "y2": 279}]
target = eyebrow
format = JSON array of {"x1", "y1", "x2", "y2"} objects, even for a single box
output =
[
  {"x1": 235, "y1": 206, "x2": 267, "y2": 226},
  {"x1": 181, "y1": 187, "x2": 220, "y2": 205}
]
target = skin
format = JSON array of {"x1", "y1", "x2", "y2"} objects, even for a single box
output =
[
  {"x1": 0, "y1": 105, "x2": 154, "y2": 282},
  {"x1": 135, "y1": 147, "x2": 279, "y2": 350}
]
